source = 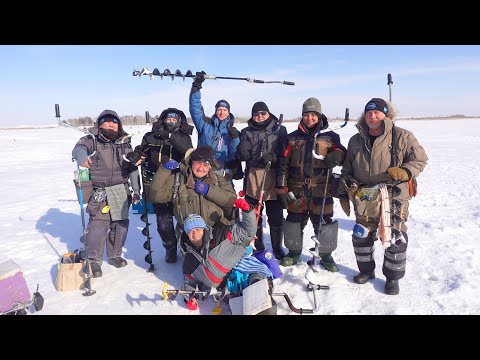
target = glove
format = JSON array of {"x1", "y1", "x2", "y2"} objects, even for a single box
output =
[
  {"x1": 237, "y1": 140, "x2": 252, "y2": 161},
  {"x1": 162, "y1": 160, "x2": 179, "y2": 170},
  {"x1": 184, "y1": 297, "x2": 198, "y2": 311},
  {"x1": 277, "y1": 187, "x2": 289, "y2": 209},
  {"x1": 194, "y1": 181, "x2": 210, "y2": 195},
  {"x1": 323, "y1": 150, "x2": 343, "y2": 169},
  {"x1": 387, "y1": 167, "x2": 410, "y2": 181},
  {"x1": 339, "y1": 196, "x2": 351, "y2": 216},
  {"x1": 126, "y1": 150, "x2": 145, "y2": 165},
  {"x1": 192, "y1": 71, "x2": 206, "y2": 89},
  {"x1": 132, "y1": 193, "x2": 141, "y2": 205},
  {"x1": 156, "y1": 129, "x2": 170, "y2": 140},
  {"x1": 261, "y1": 152, "x2": 277, "y2": 165},
  {"x1": 227, "y1": 126, "x2": 240, "y2": 139},
  {"x1": 234, "y1": 198, "x2": 251, "y2": 211}
]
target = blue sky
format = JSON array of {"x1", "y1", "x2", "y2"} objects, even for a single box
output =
[{"x1": 1, "y1": 45, "x2": 479, "y2": 127}]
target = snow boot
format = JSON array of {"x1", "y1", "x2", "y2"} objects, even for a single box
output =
[
  {"x1": 165, "y1": 246, "x2": 177, "y2": 263},
  {"x1": 353, "y1": 271, "x2": 375, "y2": 284},
  {"x1": 108, "y1": 256, "x2": 128, "y2": 268},
  {"x1": 280, "y1": 251, "x2": 301, "y2": 267},
  {"x1": 90, "y1": 262, "x2": 103, "y2": 278},
  {"x1": 384, "y1": 279, "x2": 400, "y2": 295},
  {"x1": 319, "y1": 253, "x2": 339, "y2": 272}
]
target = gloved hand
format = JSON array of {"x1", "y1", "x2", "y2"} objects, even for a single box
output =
[
  {"x1": 277, "y1": 186, "x2": 289, "y2": 209},
  {"x1": 126, "y1": 150, "x2": 145, "y2": 165},
  {"x1": 339, "y1": 196, "x2": 351, "y2": 216},
  {"x1": 132, "y1": 193, "x2": 141, "y2": 205},
  {"x1": 184, "y1": 297, "x2": 198, "y2": 311},
  {"x1": 234, "y1": 198, "x2": 251, "y2": 211},
  {"x1": 162, "y1": 160, "x2": 179, "y2": 170},
  {"x1": 387, "y1": 167, "x2": 410, "y2": 181},
  {"x1": 262, "y1": 152, "x2": 277, "y2": 165},
  {"x1": 194, "y1": 181, "x2": 210, "y2": 195},
  {"x1": 192, "y1": 71, "x2": 206, "y2": 89},
  {"x1": 323, "y1": 150, "x2": 343, "y2": 169},
  {"x1": 237, "y1": 140, "x2": 252, "y2": 161},
  {"x1": 156, "y1": 129, "x2": 170, "y2": 140},
  {"x1": 227, "y1": 126, "x2": 240, "y2": 139}
]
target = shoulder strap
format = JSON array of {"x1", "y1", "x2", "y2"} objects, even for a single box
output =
[{"x1": 173, "y1": 172, "x2": 181, "y2": 200}]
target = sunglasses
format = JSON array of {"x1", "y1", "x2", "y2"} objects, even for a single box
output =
[
  {"x1": 99, "y1": 117, "x2": 119, "y2": 125},
  {"x1": 253, "y1": 111, "x2": 268, "y2": 117}
]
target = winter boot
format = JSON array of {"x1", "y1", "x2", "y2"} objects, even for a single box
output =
[
  {"x1": 353, "y1": 271, "x2": 375, "y2": 284},
  {"x1": 384, "y1": 279, "x2": 400, "y2": 295},
  {"x1": 319, "y1": 253, "x2": 339, "y2": 272},
  {"x1": 254, "y1": 227, "x2": 265, "y2": 252},
  {"x1": 108, "y1": 256, "x2": 128, "y2": 268},
  {"x1": 280, "y1": 251, "x2": 301, "y2": 267},
  {"x1": 269, "y1": 225, "x2": 285, "y2": 260},
  {"x1": 165, "y1": 246, "x2": 177, "y2": 263},
  {"x1": 90, "y1": 262, "x2": 103, "y2": 278}
]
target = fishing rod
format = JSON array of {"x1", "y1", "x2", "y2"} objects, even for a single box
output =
[{"x1": 132, "y1": 68, "x2": 295, "y2": 86}]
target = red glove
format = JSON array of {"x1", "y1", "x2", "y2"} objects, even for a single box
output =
[
  {"x1": 238, "y1": 189, "x2": 246, "y2": 197},
  {"x1": 132, "y1": 193, "x2": 141, "y2": 205},
  {"x1": 186, "y1": 298, "x2": 198, "y2": 311},
  {"x1": 234, "y1": 198, "x2": 251, "y2": 211}
]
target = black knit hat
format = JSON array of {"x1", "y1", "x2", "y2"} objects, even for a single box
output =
[
  {"x1": 365, "y1": 98, "x2": 388, "y2": 115},
  {"x1": 189, "y1": 145, "x2": 217, "y2": 168},
  {"x1": 251, "y1": 101, "x2": 270, "y2": 116},
  {"x1": 215, "y1": 99, "x2": 230, "y2": 111}
]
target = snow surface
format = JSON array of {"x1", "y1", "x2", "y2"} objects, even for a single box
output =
[{"x1": 1, "y1": 118, "x2": 479, "y2": 315}]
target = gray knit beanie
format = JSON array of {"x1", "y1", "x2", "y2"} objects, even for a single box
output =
[{"x1": 302, "y1": 97, "x2": 322, "y2": 116}]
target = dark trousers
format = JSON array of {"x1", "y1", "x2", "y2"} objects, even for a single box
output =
[{"x1": 153, "y1": 202, "x2": 177, "y2": 248}]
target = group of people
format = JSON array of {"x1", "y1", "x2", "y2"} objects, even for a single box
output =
[{"x1": 71, "y1": 72, "x2": 428, "y2": 312}]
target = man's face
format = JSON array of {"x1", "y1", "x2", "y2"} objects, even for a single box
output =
[
  {"x1": 253, "y1": 110, "x2": 270, "y2": 123},
  {"x1": 191, "y1": 160, "x2": 210, "y2": 178},
  {"x1": 99, "y1": 120, "x2": 119, "y2": 131},
  {"x1": 302, "y1": 112, "x2": 319, "y2": 129},
  {"x1": 365, "y1": 110, "x2": 385, "y2": 130},
  {"x1": 216, "y1": 107, "x2": 229, "y2": 121},
  {"x1": 188, "y1": 227, "x2": 205, "y2": 248}
]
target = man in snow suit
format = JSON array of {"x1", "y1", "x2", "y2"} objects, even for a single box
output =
[
  {"x1": 237, "y1": 101, "x2": 288, "y2": 259},
  {"x1": 189, "y1": 71, "x2": 242, "y2": 183},
  {"x1": 180, "y1": 199, "x2": 277, "y2": 314},
  {"x1": 126, "y1": 108, "x2": 193, "y2": 263},
  {"x1": 339, "y1": 98, "x2": 428, "y2": 295},
  {"x1": 148, "y1": 145, "x2": 236, "y2": 248},
  {"x1": 278, "y1": 98, "x2": 347, "y2": 271},
  {"x1": 72, "y1": 110, "x2": 140, "y2": 278}
]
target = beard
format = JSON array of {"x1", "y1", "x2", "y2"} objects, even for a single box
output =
[{"x1": 100, "y1": 128, "x2": 121, "y2": 142}]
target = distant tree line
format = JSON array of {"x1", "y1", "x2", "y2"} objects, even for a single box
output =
[{"x1": 65, "y1": 113, "x2": 477, "y2": 126}]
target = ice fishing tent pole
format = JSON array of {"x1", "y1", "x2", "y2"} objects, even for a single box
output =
[
  {"x1": 55, "y1": 104, "x2": 96, "y2": 296},
  {"x1": 132, "y1": 68, "x2": 295, "y2": 86}
]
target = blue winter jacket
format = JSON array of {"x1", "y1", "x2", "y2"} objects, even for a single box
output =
[{"x1": 189, "y1": 90, "x2": 240, "y2": 171}]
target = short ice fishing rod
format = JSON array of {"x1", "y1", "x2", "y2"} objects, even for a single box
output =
[{"x1": 132, "y1": 68, "x2": 295, "y2": 86}]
